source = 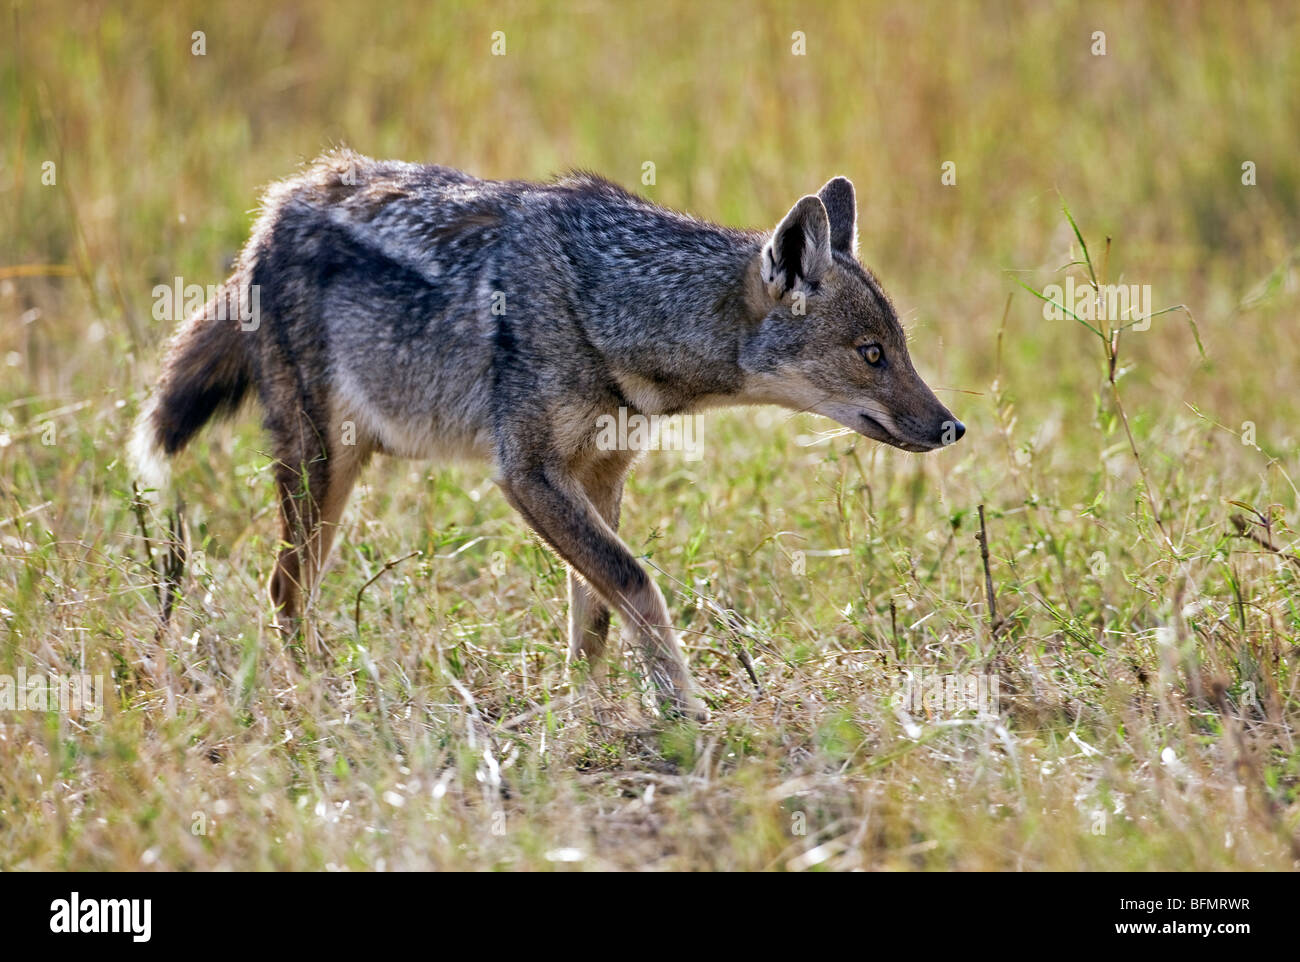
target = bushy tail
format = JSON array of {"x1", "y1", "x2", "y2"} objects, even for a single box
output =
[{"x1": 130, "y1": 283, "x2": 254, "y2": 492}]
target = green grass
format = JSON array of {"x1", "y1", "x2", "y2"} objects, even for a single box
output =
[{"x1": 1, "y1": 0, "x2": 1299, "y2": 869}]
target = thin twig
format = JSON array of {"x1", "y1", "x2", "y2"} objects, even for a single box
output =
[
  {"x1": 1230, "y1": 514, "x2": 1300, "y2": 571},
  {"x1": 131, "y1": 482, "x2": 162, "y2": 608},
  {"x1": 352, "y1": 550, "x2": 421, "y2": 636},
  {"x1": 733, "y1": 641, "x2": 763, "y2": 696},
  {"x1": 975, "y1": 504, "x2": 1003, "y2": 637},
  {"x1": 157, "y1": 498, "x2": 187, "y2": 629}
]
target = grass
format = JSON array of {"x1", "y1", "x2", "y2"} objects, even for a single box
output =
[{"x1": 1, "y1": 0, "x2": 1299, "y2": 870}]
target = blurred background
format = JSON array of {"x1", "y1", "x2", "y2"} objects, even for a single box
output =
[
  {"x1": 4, "y1": 0, "x2": 1298, "y2": 480},
  {"x1": 2, "y1": 0, "x2": 1300, "y2": 872}
]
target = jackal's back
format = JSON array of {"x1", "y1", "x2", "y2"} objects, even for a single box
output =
[{"x1": 241, "y1": 151, "x2": 530, "y2": 461}]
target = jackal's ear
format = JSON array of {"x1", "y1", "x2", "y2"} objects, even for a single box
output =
[
  {"x1": 817, "y1": 176, "x2": 857, "y2": 256},
  {"x1": 761, "y1": 195, "x2": 832, "y2": 300}
]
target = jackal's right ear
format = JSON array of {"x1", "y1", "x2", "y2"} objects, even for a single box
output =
[
  {"x1": 817, "y1": 176, "x2": 857, "y2": 256},
  {"x1": 761, "y1": 195, "x2": 832, "y2": 300}
]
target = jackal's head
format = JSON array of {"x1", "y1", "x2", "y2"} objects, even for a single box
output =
[{"x1": 739, "y1": 177, "x2": 963, "y2": 453}]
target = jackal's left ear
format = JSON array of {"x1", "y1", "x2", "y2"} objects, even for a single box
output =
[
  {"x1": 762, "y1": 195, "x2": 832, "y2": 300},
  {"x1": 817, "y1": 176, "x2": 857, "y2": 256}
]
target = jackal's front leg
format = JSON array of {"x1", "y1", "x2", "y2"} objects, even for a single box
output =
[{"x1": 501, "y1": 465, "x2": 708, "y2": 723}]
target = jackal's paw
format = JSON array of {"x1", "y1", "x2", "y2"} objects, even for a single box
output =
[
  {"x1": 661, "y1": 688, "x2": 711, "y2": 725},
  {"x1": 647, "y1": 660, "x2": 710, "y2": 724},
  {"x1": 684, "y1": 695, "x2": 711, "y2": 725},
  {"x1": 590, "y1": 699, "x2": 655, "y2": 735}
]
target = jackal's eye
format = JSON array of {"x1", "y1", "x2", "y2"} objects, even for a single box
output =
[{"x1": 858, "y1": 343, "x2": 884, "y2": 367}]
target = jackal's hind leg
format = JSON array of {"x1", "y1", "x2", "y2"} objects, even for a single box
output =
[{"x1": 267, "y1": 412, "x2": 367, "y2": 654}]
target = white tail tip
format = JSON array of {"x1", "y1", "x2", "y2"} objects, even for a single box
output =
[{"x1": 128, "y1": 406, "x2": 171, "y2": 498}]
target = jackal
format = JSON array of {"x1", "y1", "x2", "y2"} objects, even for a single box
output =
[{"x1": 132, "y1": 151, "x2": 963, "y2": 722}]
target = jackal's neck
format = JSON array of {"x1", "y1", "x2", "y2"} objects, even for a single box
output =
[
  {"x1": 585, "y1": 217, "x2": 765, "y2": 331},
  {"x1": 574, "y1": 232, "x2": 768, "y2": 413}
]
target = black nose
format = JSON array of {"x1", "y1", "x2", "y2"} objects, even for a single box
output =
[{"x1": 941, "y1": 419, "x2": 966, "y2": 445}]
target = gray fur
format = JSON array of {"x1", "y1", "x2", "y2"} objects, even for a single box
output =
[{"x1": 134, "y1": 149, "x2": 963, "y2": 722}]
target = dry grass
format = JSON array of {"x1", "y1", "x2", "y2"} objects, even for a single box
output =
[{"x1": 1, "y1": 0, "x2": 1298, "y2": 870}]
